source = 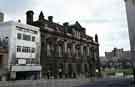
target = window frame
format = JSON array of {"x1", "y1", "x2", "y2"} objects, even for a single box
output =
[{"x1": 17, "y1": 33, "x2": 22, "y2": 40}]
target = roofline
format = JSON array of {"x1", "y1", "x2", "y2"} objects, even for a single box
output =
[{"x1": 0, "y1": 21, "x2": 40, "y2": 31}]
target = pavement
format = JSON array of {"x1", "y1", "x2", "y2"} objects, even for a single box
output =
[{"x1": 77, "y1": 77, "x2": 135, "y2": 87}]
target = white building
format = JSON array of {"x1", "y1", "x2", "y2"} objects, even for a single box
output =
[{"x1": 0, "y1": 21, "x2": 41, "y2": 80}]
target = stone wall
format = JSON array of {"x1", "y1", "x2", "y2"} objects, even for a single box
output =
[{"x1": 0, "y1": 79, "x2": 92, "y2": 87}]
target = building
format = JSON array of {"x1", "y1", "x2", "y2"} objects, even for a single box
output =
[
  {"x1": 104, "y1": 48, "x2": 132, "y2": 68},
  {"x1": 105, "y1": 48, "x2": 124, "y2": 62},
  {"x1": 0, "y1": 21, "x2": 41, "y2": 80},
  {"x1": 99, "y1": 56, "x2": 108, "y2": 69},
  {"x1": 0, "y1": 12, "x2": 4, "y2": 22},
  {"x1": 25, "y1": 10, "x2": 100, "y2": 79}
]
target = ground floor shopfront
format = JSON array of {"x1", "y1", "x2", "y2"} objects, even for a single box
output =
[{"x1": 0, "y1": 65, "x2": 42, "y2": 81}]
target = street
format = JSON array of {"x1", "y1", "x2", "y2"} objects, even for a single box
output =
[{"x1": 77, "y1": 77, "x2": 135, "y2": 87}]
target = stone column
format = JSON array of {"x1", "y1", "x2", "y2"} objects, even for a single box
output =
[
  {"x1": 64, "y1": 42, "x2": 67, "y2": 53},
  {"x1": 80, "y1": 45, "x2": 83, "y2": 57},
  {"x1": 87, "y1": 46, "x2": 90, "y2": 57}
]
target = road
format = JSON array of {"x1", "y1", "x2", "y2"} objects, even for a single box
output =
[{"x1": 77, "y1": 77, "x2": 135, "y2": 87}]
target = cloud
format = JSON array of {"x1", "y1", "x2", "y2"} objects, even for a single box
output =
[{"x1": 0, "y1": 0, "x2": 130, "y2": 56}]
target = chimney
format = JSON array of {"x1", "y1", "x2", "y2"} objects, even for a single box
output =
[
  {"x1": 63, "y1": 22, "x2": 69, "y2": 32},
  {"x1": 26, "y1": 10, "x2": 34, "y2": 25},
  {"x1": 48, "y1": 16, "x2": 53, "y2": 22},
  {"x1": 63, "y1": 22, "x2": 69, "y2": 26},
  {"x1": 0, "y1": 12, "x2": 4, "y2": 22}
]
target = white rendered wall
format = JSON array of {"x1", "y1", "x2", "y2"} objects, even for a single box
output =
[{"x1": 0, "y1": 21, "x2": 41, "y2": 65}]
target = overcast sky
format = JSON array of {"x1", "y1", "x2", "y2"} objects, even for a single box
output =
[{"x1": 0, "y1": 0, "x2": 130, "y2": 56}]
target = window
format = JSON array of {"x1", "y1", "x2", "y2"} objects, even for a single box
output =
[
  {"x1": 76, "y1": 47, "x2": 80, "y2": 57},
  {"x1": 84, "y1": 64, "x2": 88, "y2": 72},
  {"x1": 58, "y1": 45, "x2": 64, "y2": 57},
  {"x1": 28, "y1": 47, "x2": 31, "y2": 52},
  {"x1": 17, "y1": 46, "x2": 21, "y2": 52},
  {"x1": 21, "y1": 46, "x2": 35, "y2": 53},
  {"x1": 59, "y1": 46, "x2": 62, "y2": 57},
  {"x1": 67, "y1": 47, "x2": 72, "y2": 57},
  {"x1": 17, "y1": 33, "x2": 22, "y2": 39},
  {"x1": 23, "y1": 34, "x2": 31, "y2": 41},
  {"x1": 31, "y1": 48, "x2": 35, "y2": 53},
  {"x1": 26, "y1": 47, "x2": 30, "y2": 52},
  {"x1": 47, "y1": 44, "x2": 51, "y2": 56},
  {"x1": 22, "y1": 46, "x2": 25, "y2": 52},
  {"x1": 83, "y1": 47, "x2": 87, "y2": 56},
  {"x1": 22, "y1": 47, "x2": 28, "y2": 53},
  {"x1": 33, "y1": 31, "x2": 37, "y2": 34},
  {"x1": 32, "y1": 36, "x2": 35, "y2": 42}
]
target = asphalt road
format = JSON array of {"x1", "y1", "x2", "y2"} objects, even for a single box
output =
[{"x1": 77, "y1": 77, "x2": 135, "y2": 87}]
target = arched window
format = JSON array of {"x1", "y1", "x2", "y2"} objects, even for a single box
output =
[
  {"x1": 76, "y1": 46, "x2": 80, "y2": 58},
  {"x1": 91, "y1": 47, "x2": 94, "y2": 58},
  {"x1": 59, "y1": 45, "x2": 62, "y2": 57},
  {"x1": 67, "y1": 43, "x2": 72, "y2": 57},
  {"x1": 83, "y1": 47, "x2": 87, "y2": 56},
  {"x1": 58, "y1": 44, "x2": 64, "y2": 57},
  {"x1": 47, "y1": 43, "x2": 51, "y2": 56}
]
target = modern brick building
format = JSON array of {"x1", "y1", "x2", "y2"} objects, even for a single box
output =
[{"x1": 26, "y1": 10, "x2": 100, "y2": 79}]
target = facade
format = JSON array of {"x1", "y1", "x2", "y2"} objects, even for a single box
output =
[
  {"x1": 25, "y1": 10, "x2": 100, "y2": 79},
  {"x1": 105, "y1": 48, "x2": 124, "y2": 62},
  {"x1": 104, "y1": 48, "x2": 132, "y2": 68},
  {"x1": 0, "y1": 21, "x2": 41, "y2": 80}
]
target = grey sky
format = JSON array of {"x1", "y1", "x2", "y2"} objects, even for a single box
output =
[{"x1": 0, "y1": 0, "x2": 130, "y2": 56}]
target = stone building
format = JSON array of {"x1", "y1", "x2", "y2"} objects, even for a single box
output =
[
  {"x1": 105, "y1": 48, "x2": 132, "y2": 68},
  {"x1": 25, "y1": 10, "x2": 100, "y2": 79}
]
